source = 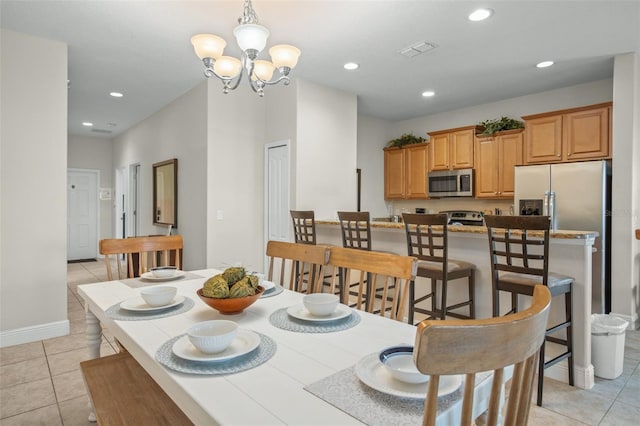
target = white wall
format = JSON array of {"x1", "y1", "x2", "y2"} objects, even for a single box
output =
[
  {"x1": 68, "y1": 135, "x2": 113, "y2": 241},
  {"x1": 0, "y1": 30, "x2": 68, "y2": 346},
  {"x1": 112, "y1": 83, "x2": 208, "y2": 270},
  {"x1": 357, "y1": 115, "x2": 393, "y2": 216},
  {"x1": 206, "y1": 82, "x2": 266, "y2": 270},
  {"x1": 611, "y1": 52, "x2": 640, "y2": 327},
  {"x1": 296, "y1": 80, "x2": 358, "y2": 219}
]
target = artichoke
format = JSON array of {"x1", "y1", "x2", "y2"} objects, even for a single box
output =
[
  {"x1": 202, "y1": 274, "x2": 230, "y2": 298},
  {"x1": 229, "y1": 280, "x2": 255, "y2": 298},
  {"x1": 222, "y1": 267, "x2": 245, "y2": 285},
  {"x1": 247, "y1": 274, "x2": 259, "y2": 289}
]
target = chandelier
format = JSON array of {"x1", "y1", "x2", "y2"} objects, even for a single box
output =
[{"x1": 191, "y1": 0, "x2": 301, "y2": 97}]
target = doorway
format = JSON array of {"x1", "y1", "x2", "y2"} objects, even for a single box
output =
[
  {"x1": 264, "y1": 141, "x2": 290, "y2": 268},
  {"x1": 130, "y1": 163, "x2": 141, "y2": 236},
  {"x1": 67, "y1": 169, "x2": 99, "y2": 261}
]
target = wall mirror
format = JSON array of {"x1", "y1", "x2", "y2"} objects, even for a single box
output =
[{"x1": 153, "y1": 158, "x2": 178, "y2": 228}]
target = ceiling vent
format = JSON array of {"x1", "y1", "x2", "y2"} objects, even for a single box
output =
[
  {"x1": 399, "y1": 41, "x2": 437, "y2": 58},
  {"x1": 91, "y1": 128, "x2": 112, "y2": 134}
]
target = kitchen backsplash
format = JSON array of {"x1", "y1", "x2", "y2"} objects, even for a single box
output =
[{"x1": 384, "y1": 198, "x2": 515, "y2": 217}]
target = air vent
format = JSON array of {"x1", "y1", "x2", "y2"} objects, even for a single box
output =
[
  {"x1": 399, "y1": 41, "x2": 437, "y2": 58},
  {"x1": 91, "y1": 128, "x2": 112, "y2": 134}
]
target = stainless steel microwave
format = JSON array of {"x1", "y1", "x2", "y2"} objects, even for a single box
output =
[{"x1": 428, "y1": 168, "x2": 474, "y2": 197}]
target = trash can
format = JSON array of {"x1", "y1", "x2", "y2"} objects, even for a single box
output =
[{"x1": 591, "y1": 314, "x2": 629, "y2": 379}]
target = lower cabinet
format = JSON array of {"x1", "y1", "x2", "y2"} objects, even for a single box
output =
[
  {"x1": 384, "y1": 143, "x2": 429, "y2": 199},
  {"x1": 475, "y1": 130, "x2": 523, "y2": 199}
]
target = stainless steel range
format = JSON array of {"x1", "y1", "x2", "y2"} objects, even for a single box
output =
[{"x1": 439, "y1": 210, "x2": 484, "y2": 226}]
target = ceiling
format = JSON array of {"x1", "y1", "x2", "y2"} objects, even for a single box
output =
[{"x1": 2, "y1": 1, "x2": 639, "y2": 138}]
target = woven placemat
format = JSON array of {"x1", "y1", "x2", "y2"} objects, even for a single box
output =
[
  {"x1": 155, "y1": 332, "x2": 276, "y2": 375},
  {"x1": 106, "y1": 297, "x2": 194, "y2": 321},
  {"x1": 269, "y1": 307, "x2": 361, "y2": 333}
]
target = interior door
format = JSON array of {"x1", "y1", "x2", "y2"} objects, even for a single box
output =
[
  {"x1": 265, "y1": 142, "x2": 290, "y2": 243},
  {"x1": 67, "y1": 169, "x2": 98, "y2": 260}
]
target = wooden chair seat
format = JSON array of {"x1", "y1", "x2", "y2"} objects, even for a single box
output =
[
  {"x1": 417, "y1": 258, "x2": 474, "y2": 273},
  {"x1": 499, "y1": 272, "x2": 574, "y2": 290},
  {"x1": 81, "y1": 351, "x2": 192, "y2": 426}
]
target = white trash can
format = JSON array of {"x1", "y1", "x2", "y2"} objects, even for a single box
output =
[{"x1": 591, "y1": 314, "x2": 629, "y2": 379}]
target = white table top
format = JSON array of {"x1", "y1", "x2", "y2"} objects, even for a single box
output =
[{"x1": 78, "y1": 269, "x2": 493, "y2": 425}]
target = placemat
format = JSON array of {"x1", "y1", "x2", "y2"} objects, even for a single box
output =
[
  {"x1": 155, "y1": 332, "x2": 276, "y2": 375},
  {"x1": 106, "y1": 297, "x2": 195, "y2": 321},
  {"x1": 269, "y1": 307, "x2": 361, "y2": 333},
  {"x1": 260, "y1": 285, "x2": 284, "y2": 298},
  {"x1": 120, "y1": 272, "x2": 205, "y2": 288},
  {"x1": 305, "y1": 366, "x2": 491, "y2": 426}
]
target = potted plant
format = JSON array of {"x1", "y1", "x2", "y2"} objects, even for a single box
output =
[
  {"x1": 477, "y1": 116, "x2": 524, "y2": 136},
  {"x1": 385, "y1": 133, "x2": 426, "y2": 148}
]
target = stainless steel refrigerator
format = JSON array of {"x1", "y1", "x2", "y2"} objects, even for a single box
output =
[{"x1": 514, "y1": 160, "x2": 611, "y2": 314}]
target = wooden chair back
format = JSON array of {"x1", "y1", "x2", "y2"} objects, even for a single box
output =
[
  {"x1": 99, "y1": 235, "x2": 183, "y2": 280},
  {"x1": 484, "y1": 215, "x2": 550, "y2": 283},
  {"x1": 290, "y1": 210, "x2": 317, "y2": 245},
  {"x1": 328, "y1": 246, "x2": 417, "y2": 320},
  {"x1": 402, "y1": 213, "x2": 449, "y2": 265},
  {"x1": 415, "y1": 285, "x2": 551, "y2": 426},
  {"x1": 266, "y1": 241, "x2": 330, "y2": 293},
  {"x1": 337, "y1": 211, "x2": 371, "y2": 250}
]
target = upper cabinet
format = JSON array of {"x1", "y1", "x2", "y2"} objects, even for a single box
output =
[
  {"x1": 427, "y1": 126, "x2": 479, "y2": 171},
  {"x1": 475, "y1": 130, "x2": 523, "y2": 199},
  {"x1": 384, "y1": 143, "x2": 429, "y2": 200},
  {"x1": 522, "y1": 102, "x2": 611, "y2": 164}
]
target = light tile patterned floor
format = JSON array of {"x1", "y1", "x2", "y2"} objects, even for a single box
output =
[{"x1": 0, "y1": 260, "x2": 638, "y2": 424}]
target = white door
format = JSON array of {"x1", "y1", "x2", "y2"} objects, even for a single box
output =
[
  {"x1": 265, "y1": 141, "x2": 290, "y2": 247},
  {"x1": 67, "y1": 169, "x2": 98, "y2": 260}
]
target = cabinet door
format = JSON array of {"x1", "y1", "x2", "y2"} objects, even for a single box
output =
[
  {"x1": 474, "y1": 137, "x2": 499, "y2": 198},
  {"x1": 450, "y1": 129, "x2": 475, "y2": 169},
  {"x1": 564, "y1": 107, "x2": 609, "y2": 160},
  {"x1": 429, "y1": 134, "x2": 450, "y2": 171},
  {"x1": 498, "y1": 132, "x2": 523, "y2": 197},
  {"x1": 405, "y1": 144, "x2": 428, "y2": 199},
  {"x1": 524, "y1": 115, "x2": 562, "y2": 164},
  {"x1": 384, "y1": 148, "x2": 405, "y2": 199}
]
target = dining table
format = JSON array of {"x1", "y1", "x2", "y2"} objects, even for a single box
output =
[{"x1": 78, "y1": 268, "x2": 507, "y2": 425}]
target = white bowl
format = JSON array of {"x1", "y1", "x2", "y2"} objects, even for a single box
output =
[
  {"x1": 150, "y1": 266, "x2": 177, "y2": 278},
  {"x1": 188, "y1": 320, "x2": 239, "y2": 354},
  {"x1": 379, "y1": 346, "x2": 429, "y2": 384},
  {"x1": 140, "y1": 286, "x2": 177, "y2": 307},
  {"x1": 303, "y1": 293, "x2": 339, "y2": 316}
]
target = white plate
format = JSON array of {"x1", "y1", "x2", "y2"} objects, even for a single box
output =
[
  {"x1": 172, "y1": 329, "x2": 260, "y2": 362},
  {"x1": 120, "y1": 295, "x2": 185, "y2": 312},
  {"x1": 140, "y1": 270, "x2": 186, "y2": 281},
  {"x1": 261, "y1": 280, "x2": 275, "y2": 291},
  {"x1": 355, "y1": 353, "x2": 462, "y2": 399},
  {"x1": 286, "y1": 303, "x2": 352, "y2": 322}
]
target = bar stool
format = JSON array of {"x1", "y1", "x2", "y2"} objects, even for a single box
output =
[
  {"x1": 290, "y1": 210, "x2": 335, "y2": 293},
  {"x1": 402, "y1": 213, "x2": 475, "y2": 324},
  {"x1": 337, "y1": 211, "x2": 398, "y2": 311},
  {"x1": 484, "y1": 215, "x2": 574, "y2": 407}
]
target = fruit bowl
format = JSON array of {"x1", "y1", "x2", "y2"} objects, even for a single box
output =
[{"x1": 196, "y1": 286, "x2": 264, "y2": 314}]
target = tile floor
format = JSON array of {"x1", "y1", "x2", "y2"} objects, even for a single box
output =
[{"x1": 0, "y1": 259, "x2": 638, "y2": 425}]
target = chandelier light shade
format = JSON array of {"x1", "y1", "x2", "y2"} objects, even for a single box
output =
[{"x1": 190, "y1": 0, "x2": 301, "y2": 96}]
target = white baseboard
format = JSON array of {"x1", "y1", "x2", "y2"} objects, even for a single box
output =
[
  {"x1": 0, "y1": 320, "x2": 70, "y2": 348},
  {"x1": 545, "y1": 361, "x2": 594, "y2": 390}
]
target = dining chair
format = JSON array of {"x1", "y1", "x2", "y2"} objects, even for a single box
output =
[
  {"x1": 402, "y1": 213, "x2": 476, "y2": 324},
  {"x1": 99, "y1": 235, "x2": 183, "y2": 280},
  {"x1": 415, "y1": 285, "x2": 551, "y2": 426},
  {"x1": 327, "y1": 246, "x2": 417, "y2": 320},
  {"x1": 266, "y1": 240, "x2": 330, "y2": 293},
  {"x1": 290, "y1": 210, "x2": 318, "y2": 245},
  {"x1": 484, "y1": 215, "x2": 574, "y2": 407}
]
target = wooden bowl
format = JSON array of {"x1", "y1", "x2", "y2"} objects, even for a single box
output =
[{"x1": 196, "y1": 286, "x2": 264, "y2": 315}]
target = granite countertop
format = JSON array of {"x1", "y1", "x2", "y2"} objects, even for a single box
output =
[{"x1": 316, "y1": 220, "x2": 599, "y2": 239}]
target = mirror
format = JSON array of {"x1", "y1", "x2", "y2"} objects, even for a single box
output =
[{"x1": 153, "y1": 159, "x2": 178, "y2": 228}]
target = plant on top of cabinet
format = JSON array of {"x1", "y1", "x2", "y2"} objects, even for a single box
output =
[
  {"x1": 477, "y1": 116, "x2": 524, "y2": 136},
  {"x1": 386, "y1": 133, "x2": 426, "y2": 148}
]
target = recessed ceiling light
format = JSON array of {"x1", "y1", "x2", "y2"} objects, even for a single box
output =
[
  {"x1": 344, "y1": 62, "x2": 359, "y2": 70},
  {"x1": 536, "y1": 61, "x2": 554, "y2": 68},
  {"x1": 468, "y1": 8, "x2": 493, "y2": 21},
  {"x1": 82, "y1": 122, "x2": 93, "y2": 127},
  {"x1": 110, "y1": 92, "x2": 124, "y2": 97},
  {"x1": 422, "y1": 91, "x2": 435, "y2": 97}
]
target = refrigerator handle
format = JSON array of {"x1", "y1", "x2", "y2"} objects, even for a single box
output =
[{"x1": 544, "y1": 191, "x2": 557, "y2": 231}]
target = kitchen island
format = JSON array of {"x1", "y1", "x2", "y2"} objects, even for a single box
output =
[{"x1": 317, "y1": 220, "x2": 598, "y2": 390}]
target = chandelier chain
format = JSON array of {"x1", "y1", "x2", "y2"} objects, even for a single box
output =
[{"x1": 238, "y1": 0, "x2": 259, "y2": 25}]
